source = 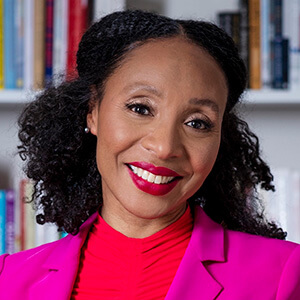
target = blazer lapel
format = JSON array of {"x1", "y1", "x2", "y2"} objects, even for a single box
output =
[
  {"x1": 165, "y1": 207, "x2": 225, "y2": 300},
  {"x1": 29, "y1": 213, "x2": 98, "y2": 300}
]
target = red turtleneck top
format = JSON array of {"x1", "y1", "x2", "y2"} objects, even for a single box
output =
[{"x1": 71, "y1": 206, "x2": 193, "y2": 300}]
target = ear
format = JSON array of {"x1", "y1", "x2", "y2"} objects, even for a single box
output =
[
  {"x1": 86, "y1": 98, "x2": 99, "y2": 136},
  {"x1": 86, "y1": 86, "x2": 100, "y2": 136}
]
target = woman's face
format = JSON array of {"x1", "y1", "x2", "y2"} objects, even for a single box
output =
[{"x1": 87, "y1": 37, "x2": 228, "y2": 222}]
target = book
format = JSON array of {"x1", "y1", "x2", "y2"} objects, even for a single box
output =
[
  {"x1": 19, "y1": 179, "x2": 26, "y2": 251},
  {"x1": 4, "y1": 0, "x2": 16, "y2": 89},
  {"x1": 87, "y1": 0, "x2": 94, "y2": 25},
  {"x1": 66, "y1": 0, "x2": 89, "y2": 80},
  {"x1": 5, "y1": 189, "x2": 14, "y2": 254},
  {"x1": 0, "y1": 0, "x2": 4, "y2": 89},
  {"x1": 15, "y1": 0, "x2": 24, "y2": 89},
  {"x1": 33, "y1": 0, "x2": 45, "y2": 90},
  {"x1": 218, "y1": 12, "x2": 241, "y2": 51},
  {"x1": 239, "y1": 0, "x2": 249, "y2": 73},
  {"x1": 0, "y1": 190, "x2": 5, "y2": 254},
  {"x1": 24, "y1": 180, "x2": 35, "y2": 250},
  {"x1": 270, "y1": 0, "x2": 282, "y2": 38},
  {"x1": 53, "y1": 0, "x2": 68, "y2": 84},
  {"x1": 283, "y1": 0, "x2": 300, "y2": 90},
  {"x1": 288, "y1": 171, "x2": 300, "y2": 243},
  {"x1": 45, "y1": 0, "x2": 54, "y2": 87},
  {"x1": 24, "y1": 0, "x2": 34, "y2": 90},
  {"x1": 248, "y1": 0, "x2": 262, "y2": 89},
  {"x1": 271, "y1": 37, "x2": 289, "y2": 89},
  {"x1": 260, "y1": 0, "x2": 271, "y2": 87},
  {"x1": 20, "y1": 179, "x2": 36, "y2": 251}
]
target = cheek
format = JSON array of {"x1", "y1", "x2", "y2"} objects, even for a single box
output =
[
  {"x1": 191, "y1": 138, "x2": 220, "y2": 176},
  {"x1": 95, "y1": 115, "x2": 139, "y2": 173}
]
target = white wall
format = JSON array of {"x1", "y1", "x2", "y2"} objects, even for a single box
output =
[{"x1": 241, "y1": 105, "x2": 300, "y2": 170}]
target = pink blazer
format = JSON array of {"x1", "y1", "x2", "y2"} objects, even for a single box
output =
[{"x1": 0, "y1": 206, "x2": 300, "y2": 300}]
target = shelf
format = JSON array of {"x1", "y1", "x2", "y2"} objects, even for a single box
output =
[
  {"x1": 243, "y1": 89, "x2": 300, "y2": 105},
  {"x1": 0, "y1": 88, "x2": 299, "y2": 105},
  {"x1": 0, "y1": 90, "x2": 35, "y2": 104}
]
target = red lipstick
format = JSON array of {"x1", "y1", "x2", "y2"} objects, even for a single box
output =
[
  {"x1": 127, "y1": 162, "x2": 181, "y2": 196},
  {"x1": 129, "y1": 162, "x2": 181, "y2": 177}
]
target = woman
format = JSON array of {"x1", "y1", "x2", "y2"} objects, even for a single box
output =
[{"x1": 0, "y1": 10, "x2": 299, "y2": 300}]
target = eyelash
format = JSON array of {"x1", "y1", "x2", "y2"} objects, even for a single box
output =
[
  {"x1": 184, "y1": 118, "x2": 213, "y2": 131},
  {"x1": 126, "y1": 102, "x2": 214, "y2": 131},
  {"x1": 126, "y1": 102, "x2": 152, "y2": 116}
]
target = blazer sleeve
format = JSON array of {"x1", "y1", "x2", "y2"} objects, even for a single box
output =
[
  {"x1": 276, "y1": 244, "x2": 300, "y2": 300},
  {"x1": 0, "y1": 254, "x2": 9, "y2": 275}
]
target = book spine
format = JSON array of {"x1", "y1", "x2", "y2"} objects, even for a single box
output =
[
  {"x1": 33, "y1": 0, "x2": 45, "y2": 90},
  {"x1": 218, "y1": 13, "x2": 233, "y2": 37},
  {"x1": 288, "y1": 171, "x2": 300, "y2": 243},
  {"x1": 15, "y1": 0, "x2": 24, "y2": 89},
  {"x1": 4, "y1": 0, "x2": 16, "y2": 89},
  {"x1": 24, "y1": 0, "x2": 34, "y2": 90},
  {"x1": 232, "y1": 13, "x2": 241, "y2": 52},
  {"x1": 273, "y1": 0, "x2": 282, "y2": 37},
  {"x1": 282, "y1": 38, "x2": 289, "y2": 89},
  {"x1": 19, "y1": 179, "x2": 26, "y2": 251},
  {"x1": 53, "y1": 0, "x2": 68, "y2": 84},
  {"x1": 271, "y1": 37, "x2": 288, "y2": 89},
  {"x1": 261, "y1": 0, "x2": 271, "y2": 87},
  {"x1": 0, "y1": 0, "x2": 4, "y2": 89},
  {"x1": 239, "y1": 0, "x2": 249, "y2": 72},
  {"x1": 5, "y1": 189, "x2": 14, "y2": 254},
  {"x1": 248, "y1": 0, "x2": 262, "y2": 89},
  {"x1": 67, "y1": 0, "x2": 82, "y2": 79},
  {"x1": 24, "y1": 180, "x2": 35, "y2": 250},
  {"x1": 45, "y1": 0, "x2": 54, "y2": 86},
  {"x1": 81, "y1": 0, "x2": 88, "y2": 31},
  {"x1": 87, "y1": 0, "x2": 94, "y2": 25},
  {"x1": 283, "y1": 0, "x2": 299, "y2": 89},
  {"x1": 0, "y1": 190, "x2": 5, "y2": 254},
  {"x1": 218, "y1": 12, "x2": 241, "y2": 52}
]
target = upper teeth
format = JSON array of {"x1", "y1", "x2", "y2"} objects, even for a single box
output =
[{"x1": 130, "y1": 165, "x2": 175, "y2": 184}]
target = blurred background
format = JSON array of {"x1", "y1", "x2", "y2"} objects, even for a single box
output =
[{"x1": 0, "y1": 0, "x2": 299, "y2": 254}]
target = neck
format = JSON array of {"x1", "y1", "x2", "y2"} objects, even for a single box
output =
[{"x1": 100, "y1": 203, "x2": 187, "y2": 239}]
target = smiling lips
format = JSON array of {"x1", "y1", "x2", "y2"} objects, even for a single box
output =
[{"x1": 127, "y1": 161, "x2": 182, "y2": 196}]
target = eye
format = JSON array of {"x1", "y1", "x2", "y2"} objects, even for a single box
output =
[
  {"x1": 126, "y1": 103, "x2": 152, "y2": 116},
  {"x1": 185, "y1": 118, "x2": 213, "y2": 131}
]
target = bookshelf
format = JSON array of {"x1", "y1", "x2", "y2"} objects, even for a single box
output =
[
  {"x1": 244, "y1": 89, "x2": 300, "y2": 105},
  {"x1": 0, "y1": 0, "x2": 300, "y2": 253},
  {"x1": 0, "y1": 90, "x2": 31, "y2": 104},
  {"x1": 1, "y1": 88, "x2": 300, "y2": 106}
]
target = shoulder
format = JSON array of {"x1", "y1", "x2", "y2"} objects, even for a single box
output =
[
  {"x1": 0, "y1": 212, "x2": 97, "y2": 277},
  {"x1": 225, "y1": 226, "x2": 299, "y2": 256},
  {"x1": 0, "y1": 237, "x2": 67, "y2": 276},
  {"x1": 225, "y1": 229, "x2": 300, "y2": 298}
]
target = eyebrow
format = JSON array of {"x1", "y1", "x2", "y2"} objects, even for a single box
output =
[
  {"x1": 123, "y1": 83, "x2": 163, "y2": 97},
  {"x1": 189, "y1": 98, "x2": 220, "y2": 114},
  {"x1": 123, "y1": 83, "x2": 220, "y2": 114}
]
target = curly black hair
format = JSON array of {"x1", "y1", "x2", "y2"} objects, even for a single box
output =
[{"x1": 18, "y1": 10, "x2": 286, "y2": 239}]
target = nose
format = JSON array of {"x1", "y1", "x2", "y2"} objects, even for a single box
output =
[{"x1": 141, "y1": 121, "x2": 184, "y2": 160}]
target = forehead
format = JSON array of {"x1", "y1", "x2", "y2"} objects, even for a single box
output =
[
  {"x1": 103, "y1": 37, "x2": 228, "y2": 111},
  {"x1": 119, "y1": 37, "x2": 226, "y2": 78}
]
